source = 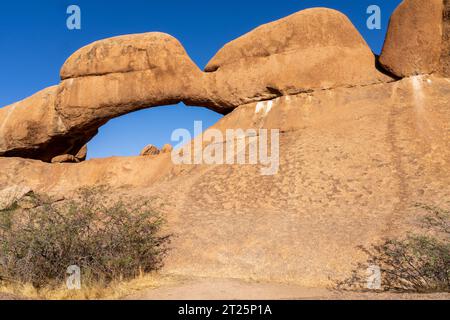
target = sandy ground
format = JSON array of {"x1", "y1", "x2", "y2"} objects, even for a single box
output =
[
  {"x1": 1, "y1": 276, "x2": 448, "y2": 300},
  {"x1": 125, "y1": 277, "x2": 450, "y2": 300}
]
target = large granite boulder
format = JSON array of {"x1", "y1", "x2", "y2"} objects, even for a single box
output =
[
  {"x1": 379, "y1": 0, "x2": 445, "y2": 77},
  {"x1": 0, "y1": 86, "x2": 76, "y2": 162},
  {"x1": 441, "y1": 0, "x2": 450, "y2": 76},
  {"x1": 140, "y1": 144, "x2": 161, "y2": 156},
  {"x1": 51, "y1": 154, "x2": 79, "y2": 164},
  {"x1": 75, "y1": 144, "x2": 88, "y2": 162},
  {"x1": 203, "y1": 8, "x2": 393, "y2": 110}
]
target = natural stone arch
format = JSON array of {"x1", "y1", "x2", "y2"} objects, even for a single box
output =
[
  {"x1": 7, "y1": 3, "x2": 450, "y2": 163},
  {"x1": 0, "y1": 33, "x2": 217, "y2": 162}
]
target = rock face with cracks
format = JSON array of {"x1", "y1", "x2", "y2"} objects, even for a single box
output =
[
  {"x1": 442, "y1": 0, "x2": 450, "y2": 76},
  {"x1": 0, "y1": 86, "x2": 78, "y2": 162},
  {"x1": 1, "y1": 2, "x2": 450, "y2": 286},
  {"x1": 379, "y1": 0, "x2": 445, "y2": 77},
  {"x1": 55, "y1": 32, "x2": 214, "y2": 160},
  {"x1": 0, "y1": 9, "x2": 396, "y2": 162},
  {"x1": 1, "y1": 76, "x2": 449, "y2": 286},
  {"x1": 1, "y1": 33, "x2": 213, "y2": 161},
  {"x1": 140, "y1": 144, "x2": 160, "y2": 156},
  {"x1": 2, "y1": 3, "x2": 450, "y2": 162},
  {"x1": 204, "y1": 8, "x2": 393, "y2": 108}
]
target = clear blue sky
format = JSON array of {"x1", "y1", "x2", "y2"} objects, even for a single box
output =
[{"x1": 0, "y1": 0, "x2": 402, "y2": 159}]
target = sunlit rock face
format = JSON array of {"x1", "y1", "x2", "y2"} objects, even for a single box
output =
[
  {"x1": 0, "y1": 8, "x2": 396, "y2": 162},
  {"x1": 0, "y1": 33, "x2": 214, "y2": 162},
  {"x1": 379, "y1": 0, "x2": 444, "y2": 77},
  {"x1": 0, "y1": 86, "x2": 81, "y2": 162},
  {"x1": 1, "y1": 76, "x2": 449, "y2": 286},
  {"x1": 203, "y1": 8, "x2": 393, "y2": 108},
  {"x1": 442, "y1": 0, "x2": 450, "y2": 76}
]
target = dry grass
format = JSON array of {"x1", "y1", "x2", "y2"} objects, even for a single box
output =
[{"x1": 0, "y1": 272, "x2": 177, "y2": 300}]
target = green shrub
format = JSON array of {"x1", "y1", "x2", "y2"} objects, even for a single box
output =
[
  {"x1": 336, "y1": 204, "x2": 450, "y2": 293},
  {"x1": 0, "y1": 187, "x2": 170, "y2": 288}
]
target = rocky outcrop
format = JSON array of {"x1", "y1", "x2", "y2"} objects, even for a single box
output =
[
  {"x1": 1, "y1": 76, "x2": 449, "y2": 286},
  {"x1": 50, "y1": 145, "x2": 86, "y2": 163},
  {"x1": 380, "y1": 0, "x2": 444, "y2": 77},
  {"x1": 204, "y1": 8, "x2": 393, "y2": 108},
  {"x1": 0, "y1": 86, "x2": 90, "y2": 162},
  {"x1": 0, "y1": 185, "x2": 32, "y2": 210},
  {"x1": 161, "y1": 144, "x2": 173, "y2": 154},
  {"x1": 55, "y1": 32, "x2": 218, "y2": 158},
  {"x1": 442, "y1": 0, "x2": 450, "y2": 76},
  {"x1": 2, "y1": 4, "x2": 449, "y2": 162},
  {"x1": 0, "y1": 33, "x2": 214, "y2": 162},
  {"x1": 140, "y1": 144, "x2": 160, "y2": 156},
  {"x1": 51, "y1": 154, "x2": 79, "y2": 164},
  {"x1": 75, "y1": 144, "x2": 88, "y2": 162},
  {"x1": 0, "y1": 86, "x2": 76, "y2": 162},
  {"x1": 0, "y1": 8, "x2": 397, "y2": 162}
]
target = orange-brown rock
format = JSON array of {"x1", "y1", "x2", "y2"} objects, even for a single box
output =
[
  {"x1": 0, "y1": 33, "x2": 215, "y2": 162},
  {"x1": 75, "y1": 144, "x2": 88, "y2": 162},
  {"x1": 204, "y1": 8, "x2": 393, "y2": 109},
  {"x1": 441, "y1": 0, "x2": 450, "y2": 76},
  {"x1": 161, "y1": 144, "x2": 173, "y2": 154},
  {"x1": 56, "y1": 32, "x2": 217, "y2": 147},
  {"x1": 0, "y1": 9, "x2": 397, "y2": 162},
  {"x1": 0, "y1": 86, "x2": 77, "y2": 162},
  {"x1": 0, "y1": 185, "x2": 32, "y2": 210},
  {"x1": 140, "y1": 144, "x2": 160, "y2": 156},
  {"x1": 380, "y1": 0, "x2": 444, "y2": 77},
  {"x1": 1, "y1": 76, "x2": 449, "y2": 286},
  {"x1": 51, "y1": 154, "x2": 79, "y2": 164}
]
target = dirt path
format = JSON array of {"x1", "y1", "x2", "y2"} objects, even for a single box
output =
[{"x1": 125, "y1": 277, "x2": 450, "y2": 300}]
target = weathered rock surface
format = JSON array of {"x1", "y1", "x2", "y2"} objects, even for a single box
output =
[
  {"x1": 0, "y1": 185, "x2": 32, "y2": 210},
  {"x1": 0, "y1": 88, "x2": 91, "y2": 163},
  {"x1": 75, "y1": 144, "x2": 88, "y2": 162},
  {"x1": 0, "y1": 33, "x2": 213, "y2": 162},
  {"x1": 161, "y1": 144, "x2": 173, "y2": 154},
  {"x1": 380, "y1": 0, "x2": 444, "y2": 77},
  {"x1": 140, "y1": 144, "x2": 160, "y2": 156},
  {"x1": 204, "y1": 8, "x2": 393, "y2": 109},
  {"x1": 51, "y1": 154, "x2": 79, "y2": 164},
  {"x1": 55, "y1": 32, "x2": 217, "y2": 154},
  {"x1": 0, "y1": 86, "x2": 73, "y2": 162},
  {"x1": 0, "y1": 9, "x2": 397, "y2": 162},
  {"x1": 58, "y1": 32, "x2": 211, "y2": 106},
  {"x1": 165, "y1": 77, "x2": 450, "y2": 285},
  {"x1": 0, "y1": 4, "x2": 449, "y2": 291},
  {"x1": 441, "y1": 0, "x2": 450, "y2": 76},
  {"x1": 1, "y1": 76, "x2": 449, "y2": 286}
]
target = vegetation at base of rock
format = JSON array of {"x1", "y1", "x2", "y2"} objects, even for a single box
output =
[
  {"x1": 336, "y1": 204, "x2": 450, "y2": 293},
  {"x1": 0, "y1": 187, "x2": 171, "y2": 289}
]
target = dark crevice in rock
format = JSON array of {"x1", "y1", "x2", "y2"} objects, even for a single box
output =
[
  {"x1": 265, "y1": 86, "x2": 284, "y2": 96},
  {"x1": 441, "y1": 0, "x2": 450, "y2": 76},
  {"x1": 374, "y1": 53, "x2": 402, "y2": 81},
  {"x1": 0, "y1": 132, "x2": 96, "y2": 163}
]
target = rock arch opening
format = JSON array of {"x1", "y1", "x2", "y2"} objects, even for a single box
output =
[{"x1": 86, "y1": 103, "x2": 222, "y2": 160}]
